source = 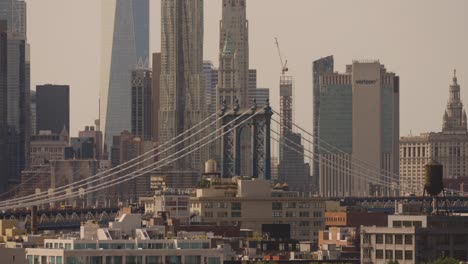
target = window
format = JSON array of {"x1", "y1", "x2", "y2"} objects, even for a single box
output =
[
  {"x1": 376, "y1": 234, "x2": 383, "y2": 244},
  {"x1": 272, "y1": 211, "x2": 282, "y2": 217},
  {"x1": 272, "y1": 202, "x2": 282, "y2": 210},
  {"x1": 285, "y1": 211, "x2": 295, "y2": 217},
  {"x1": 204, "y1": 212, "x2": 213, "y2": 218},
  {"x1": 405, "y1": 250, "x2": 413, "y2": 260},
  {"x1": 405, "y1": 235, "x2": 413, "y2": 245},
  {"x1": 395, "y1": 235, "x2": 402, "y2": 244},
  {"x1": 231, "y1": 211, "x2": 241, "y2": 218},
  {"x1": 216, "y1": 212, "x2": 228, "y2": 218},
  {"x1": 299, "y1": 211, "x2": 310, "y2": 217},
  {"x1": 376, "y1": 250, "x2": 383, "y2": 259},
  {"x1": 385, "y1": 234, "x2": 393, "y2": 244},
  {"x1": 385, "y1": 250, "x2": 393, "y2": 260},
  {"x1": 217, "y1": 202, "x2": 228, "y2": 208},
  {"x1": 393, "y1": 221, "x2": 402, "y2": 227},
  {"x1": 285, "y1": 202, "x2": 296, "y2": 208},
  {"x1": 231, "y1": 202, "x2": 241, "y2": 210},
  {"x1": 395, "y1": 250, "x2": 403, "y2": 260}
]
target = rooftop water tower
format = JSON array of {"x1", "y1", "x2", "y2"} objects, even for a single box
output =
[{"x1": 420, "y1": 160, "x2": 449, "y2": 215}]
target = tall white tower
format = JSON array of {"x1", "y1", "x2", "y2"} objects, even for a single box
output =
[
  {"x1": 217, "y1": 0, "x2": 249, "y2": 108},
  {"x1": 443, "y1": 70, "x2": 467, "y2": 134}
]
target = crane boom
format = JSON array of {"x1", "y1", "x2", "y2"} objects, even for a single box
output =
[{"x1": 275, "y1": 37, "x2": 288, "y2": 75}]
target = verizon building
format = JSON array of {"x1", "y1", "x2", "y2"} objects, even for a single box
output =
[{"x1": 315, "y1": 59, "x2": 399, "y2": 197}]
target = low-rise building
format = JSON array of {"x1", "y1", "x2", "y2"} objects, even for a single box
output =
[
  {"x1": 140, "y1": 190, "x2": 190, "y2": 223},
  {"x1": 1, "y1": 210, "x2": 235, "y2": 264},
  {"x1": 29, "y1": 129, "x2": 69, "y2": 166},
  {"x1": 190, "y1": 178, "x2": 325, "y2": 242},
  {"x1": 361, "y1": 214, "x2": 468, "y2": 264}
]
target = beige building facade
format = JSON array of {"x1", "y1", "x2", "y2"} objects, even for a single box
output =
[
  {"x1": 400, "y1": 71, "x2": 468, "y2": 195},
  {"x1": 317, "y1": 60, "x2": 399, "y2": 197},
  {"x1": 29, "y1": 129, "x2": 69, "y2": 166},
  {"x1": 190, "y1": 178, "x2": 325, "y2": 242}
]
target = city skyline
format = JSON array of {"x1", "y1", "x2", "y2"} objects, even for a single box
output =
[{"x1": 27, "y1": 0, "x2": 468, "y2": 138}]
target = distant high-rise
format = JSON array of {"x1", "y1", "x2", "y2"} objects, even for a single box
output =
[
  {"x1": 217, "y1": 0, "x2": 249, "y2": 108},
  {"x1": 0, "y1": 0, "x2": 30, "y2": 189},
  {"x1": 248, "y1": 69, "x2": 257, "y2": 91},
  {"x1": 203, "y1": 61, "x2": 218, "y2": 160},
  {"x1": 78, "y1": 125, "x2": 104, "y2": 160},
  {"x1": 203, "y1": 61, "x2": 217, "y2": 118},
  {"x1": 36, "y1": 84, "x2": 70, "y2": 135},
  {"x1": 312, "y1": 56, "x2": 334, "y2": 193},
  {"x1": 131, "y1": 68, "x2": 152, "y2": 141},
  {"x1": 30, "y1": 89, "x2": 35, "y2": 135},
  {"x1": 100, "y1": 0, "x2": 149, "y2": 153},
  {"x1": 248, "y1": 87, "x2": 270, "y2": 105},
  {"x1": 443, "y1": 70, "x2": 467, "y2": 134},
  {"x1": 277, "y1": 74, "x2": 310, "y2": 193},
  {"x1": 315, "y1": 60, "x2": 399, "y2": 197},
  {"x1": 400, "y1": 71, "x2": 468, "y2": 195},
  {"x1": 0, "y1": 20, "x2": 8, "y2": 194},
  {"x1": 159, "y1": 0, "x2": 205, "y2": 170},
  {"x1": 152, "y1": 53, "x2": 161, "y2": 143}
]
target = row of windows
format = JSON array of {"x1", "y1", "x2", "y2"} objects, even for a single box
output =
[
  {"x1": 375, "y1": 234, "x2": 413, "y2": 244},
  {"x1": 376, "y1": 249, "x2": 413, "y2": 260}
]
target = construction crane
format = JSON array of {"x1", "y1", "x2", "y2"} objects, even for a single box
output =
[{"x1": 275, "y1": 37, "x2": 288, "y2": 75}]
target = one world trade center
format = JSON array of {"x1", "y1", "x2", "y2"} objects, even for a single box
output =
[{"x1": 100, "y1": 0, "x2": 149, "y2": 153}]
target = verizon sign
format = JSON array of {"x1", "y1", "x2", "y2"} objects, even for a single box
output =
[{"x1": 355, "y1": 80, "x2": 377, "y2": 85}]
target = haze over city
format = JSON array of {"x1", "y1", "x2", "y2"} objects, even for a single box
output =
[
  {"x1": 1, "y1": 1, "x2": 468, "y2": 263},
  {"x1": 28, "y1": 0, "x2": 468, "y2": 137}
]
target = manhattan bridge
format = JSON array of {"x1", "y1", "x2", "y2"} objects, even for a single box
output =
[{"x1": 1, "y1": 100, "x2": 468, "y2": 229}]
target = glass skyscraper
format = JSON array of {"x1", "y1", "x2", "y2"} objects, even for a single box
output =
[
  {"x1": 100, "y1": 0, "x2": 149, "y2": 153},
  {"x1": 0, "y1": 0, "x2": 29, "y2": 192},
  {"x1": 314, "y1": 60, "x2": 399, "y2": 197}
]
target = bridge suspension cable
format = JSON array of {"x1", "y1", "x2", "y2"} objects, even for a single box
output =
[
  {"x1": 0, "y1": 110, "x2": 226, "y2": 207},
  {"x1": 271, "y1": 109, "x2": 466, "y2": 196},
  {"x1": 0, "y1": 108, "x2": 263, "y2": 210},
  {"x1": 270, "y1": 127, "x2": 414, "y2": 194}
]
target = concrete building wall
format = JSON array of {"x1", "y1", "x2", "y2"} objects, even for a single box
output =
[{"x1": 352, "y1": 61, "x2": 382, "y2": 196}]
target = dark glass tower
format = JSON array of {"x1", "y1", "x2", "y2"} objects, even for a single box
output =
[{"x1": 36, "y1": 84, "x2": 70, "y2": 134}]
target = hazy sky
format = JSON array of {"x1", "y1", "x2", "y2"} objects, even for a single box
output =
[{"x1": 27, "y1": 0, "x2": 468, "y2": 139}]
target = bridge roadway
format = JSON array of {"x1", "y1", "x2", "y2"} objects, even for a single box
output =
[{"x1": 1, "y1": 196, "x2": 468, "y2": 230}]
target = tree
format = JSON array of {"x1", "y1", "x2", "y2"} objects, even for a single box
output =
[{"x1": 428, "y1": 257, "x2": 459, "y2": 264}]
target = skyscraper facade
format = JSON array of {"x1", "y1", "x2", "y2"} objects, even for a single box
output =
[
  {"x1": 100, "y1": 0, "x2": 149, "y2": 152},
  {"x1": 400, "y1": 71, "x2": 468, "y2": 195},
  {"x1": 0, "y1": 20, "x2": 8, "y2": 194},
  {"x1": 277, "y1": 75, "x2": 311, "y2": 193},
  {"x1": 203, "y1": 61, "x2": 218, "y2": 161},
  {"x1": 316, "y1": 60, "x2": 399, "y2": 197},
  {"x1": 160, "y1": 0, "x2": 205, "y2": 170},
  {"x1": 248, "y1": 87, "x2": 270, "y2": 105},
  {"x1": 131, "y1": 68, "x2": 152, "y2": 141},
  {"x1": 312, "y1": 56, "x2": 334, "y2": 194},
  {"x1": 217, "y1": 0, "x2": 249, "y2": 108},
  {"x1": 36, "y1": 84, "x2": 70, "y2": 134},
  {"x1": 0, "y1": 0, "x2": 30, "y2": 189},
  {"x1": 30, "y1": 89, "x2": 35, "y2": 135},
  {"x1": 152, "y1": 53, "x2": 161, "y2": 143}
]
